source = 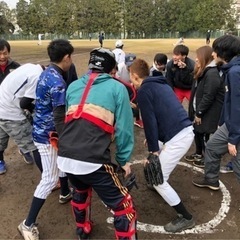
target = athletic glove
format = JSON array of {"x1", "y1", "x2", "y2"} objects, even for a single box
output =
[
  {"x1": 117, "y1": 167, "x2": 138, "y2": 191},
  {"x1": 49, "y1": 131, "x2": 59, "y2": 150},
  {"x1": 144, "y1": 153, "x2": 163, "y2": 186}
]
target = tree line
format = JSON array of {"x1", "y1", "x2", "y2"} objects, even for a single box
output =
[{"x1": 0, "y1": 0, "x2": 237, "y2": 37}]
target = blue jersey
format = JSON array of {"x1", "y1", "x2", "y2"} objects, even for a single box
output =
[{"x1": 33, "y1": 65, "x2": 66, "y2": 143}]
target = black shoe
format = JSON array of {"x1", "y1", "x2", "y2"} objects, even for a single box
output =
[
  {"x1": 192, "y1": 177, "x2": 219, "y2": 190},
  {"x1": 76, "y1": 227, "x2": 90, "y2": 240},
  {"x1": 193, "y1": 159, "x2": 205, "y2": 168}
]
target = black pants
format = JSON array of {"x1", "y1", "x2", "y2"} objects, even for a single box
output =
[{"x1": 194, "y1": 131, "x2": 210, "y2": 155}]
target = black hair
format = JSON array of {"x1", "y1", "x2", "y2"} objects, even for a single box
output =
[
  {"x1": 212, "y1": 35, "x2": 240, "y2": 63},
  {"x1": 0, "y1": 39, "x2": 10, "y2": 52},
  {"x1": 154, "y1": 53, "x2": 167, "y2": 65},
  {"x1": 47, "y1": 39, "x2": 74, "y2": 63},
  {"x1": 173, "y1": 45, "x2": 189, "y2": 56}
]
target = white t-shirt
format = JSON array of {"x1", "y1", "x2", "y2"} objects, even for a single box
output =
[
  {"x1": 0, "y1": 63, "x2": 43, "y2": 121},
  {"x1": 112, "y1": 48, "x2": 126, "y2": 64},
  {"x1": 116, "y1": 62, "x2": 131, "y2": 83}
]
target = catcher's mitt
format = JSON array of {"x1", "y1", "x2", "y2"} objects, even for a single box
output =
[{"x1": 144, "y1": 153, "x2": 163, "y2": 186}]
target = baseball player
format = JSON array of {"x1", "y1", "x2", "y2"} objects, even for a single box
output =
[
  {"x1": 0, "y1": 63, "x2": 44, "y2": 174},
  {"x1": 18, "y1": 39, "x2": 74, "y2": 240},
  {"x1": 112, "y1": 40, "x2": 126, "y2": 64},
  {"x1": 129, "y1": 58, "x2": 195, "y2": 233},
  {"x1": 57, "y1": 48, "x2": 137, "y2": 239}
]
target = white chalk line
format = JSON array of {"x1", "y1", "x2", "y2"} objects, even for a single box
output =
[{"x1": 106, "y1": 160, "x2": 231, "y2": 234}]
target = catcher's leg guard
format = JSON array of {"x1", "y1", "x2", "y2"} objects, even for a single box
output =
[
  {"x1": 113, "y1": 194, "x2": 137, "y2": 240},
  {"x1": 71, "y1": 188, "x2": 92, "y2": 239}
]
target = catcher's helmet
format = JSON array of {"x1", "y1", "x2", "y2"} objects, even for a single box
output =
[{"x1": 88, "y1": 48, "x2": 116, "y2": 74}]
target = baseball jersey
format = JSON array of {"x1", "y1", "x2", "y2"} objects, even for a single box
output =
[
  {"x1": 0, "y1": 63, "x2": 43, "y2": 121},
  {"x1": 33, "y1": 65, "x2": 66, "y2": 144},
  {"x1": 112, "y1": 48, "x2": 126, "y2": 64}
]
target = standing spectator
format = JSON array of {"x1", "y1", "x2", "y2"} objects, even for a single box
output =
[
  {"x1": 116, "y1": 53, "x2": 143, "y2": 128},
  {"x1": 112, "y1": 40, "x2": 126, "y2": 65},
  {"x1": 18, "y1": 39, "x2": 74, "y2": 240},
  {"x1": 0, "y1": 64, "x2": 44, "y2": 174},
  {"x1": 166, "y1": 45, "x2": 195, "y2": 103},
  {"x1": 129, "y1": 58, "x2": 195, "y2": 233},
  {"x1": 57, "y1": 48, "x2": 137, "y2": 239},
  {"x1": 206, "y1": 30, "x2": 211, "y2": 45},
  {"x1": 98, "y1": 33, "x2": 104, "y2": 47},
  {"x1": 0, "y1": 39, "x2": 20, "y2": 85},
  {"x1": 185, "y1": 46, "x2": 224, "y2": 168},
  {"x1": 89, "y1": 33, "x2": 92, "y2": 41},
  {"x1": 63, "y1": 63, "x2": 78, "y2": 87},
  {"x1": 149, "y1": 53, "x2": 168, "y2": 77},
  {"x1": 192, "y1": 35, "x2": 240, "y2": 190}
]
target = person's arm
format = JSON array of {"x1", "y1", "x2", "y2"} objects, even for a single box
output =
[
  {"x1": 20, "y1": 97, "x2": 35, "y2": 112},
  {"x1": 53, "y1": 105, "x2": 65, "y2": 134},
  {"x1": 138, "y1": 89, "x2": 159, "y2": 152},
  {"x1": 166, "y1": 61, "x2": 174, "y2": 89},
  {"x1": 114, "y1": 85, "x2": 134, "y2": 168},
  {"x1": 228, "y1": 71, "x2": 240, "y2": 146}
]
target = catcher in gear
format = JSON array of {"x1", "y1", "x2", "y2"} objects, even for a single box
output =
[
  {"x1": 129, "y1": 58, "x2": 195, "y2": 233},
  {"x1": 57, "y1": 48, "x2": 137, "y2": 240}
]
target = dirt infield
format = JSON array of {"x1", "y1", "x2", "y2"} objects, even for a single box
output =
[{"x1": 1, "y1": 39, "x2": 240, "y2": 239}]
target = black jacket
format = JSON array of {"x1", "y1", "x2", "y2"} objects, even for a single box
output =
[
  {"x1": 188, "y1": 64, "x2": 224, "y2": 134},
  {"x1": 166, "y1": 57, "x2": 195, "y2": 89},
  {"x1": 0, "y1": 59, "x2": 20, "y2": 85}
]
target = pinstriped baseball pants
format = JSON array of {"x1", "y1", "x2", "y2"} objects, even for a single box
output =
[{"x1": 33, "y1": 142, "x2": 66, "y2": 199}]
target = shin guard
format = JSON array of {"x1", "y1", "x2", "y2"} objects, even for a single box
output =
[
  {"x1": 71, "y1": 188, "x2": 92, "y2": 236},
  {"x1": 113, "y1": 194, "x2": 137, "y2": 240}
]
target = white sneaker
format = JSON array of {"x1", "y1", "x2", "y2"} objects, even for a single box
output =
[{"x1": 18, "y1": 220, "x2": 39, "y2": 240}]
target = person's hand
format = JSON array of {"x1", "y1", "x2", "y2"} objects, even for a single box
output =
[
  {"x1": 143, "y1": 139, "x2": 147, "y2": 147},
  {"x1": 194, "y1": 116, "x2": 201, "y2": 125},
  {"x1": 121, "y1": 162, "x2": 131, "y2": 177},
  {"x1": 228, "y1": 143, "x2": 237, "y2": 156},
  {"x1": 130, "y1": 102, "x2": 137, "y2": 109},
  {"x1": 177, "y1": 60, "x2": 186, "y2": 68}
]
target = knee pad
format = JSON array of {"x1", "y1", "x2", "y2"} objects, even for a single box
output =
[
  {"x1": 113, "y1": 194, "x2": 137, "y2": 240},
  {"x1": 71, "y1": 188, "x2": 92, "y2": 235}
]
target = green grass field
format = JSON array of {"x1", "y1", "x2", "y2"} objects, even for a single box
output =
[{"x1": 9, "y1": 38, "x2": 208, "y2": 75}]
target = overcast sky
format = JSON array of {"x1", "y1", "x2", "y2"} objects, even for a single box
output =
[{"x1": 4, "y1": 0, "x2": 29, "y2": 9}]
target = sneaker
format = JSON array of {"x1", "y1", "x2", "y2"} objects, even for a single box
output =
[
  {"x1": 19, "y1": 149, "x2": 34, "y2": 165},
  {"x1": 59, "y1": 192, "x2": 72, "y2": 204},
  {"x1": 220, "y1": 166, "x2": 233, "y2": 173},
  {"x1": 134, "y1": 120, "x2": 144, "y2": 129},
  {"x1": 164, "y1": 214, "x2": 195, "y2": 233},
  {"x1": 220, "y1": 162, "x2": 233, "y2": 173},
  {"x1": 18, "y1": 220, "x2": 39, "y2": 240},
  {"x1": 184, "y1": 153, "x2": 203, "y2": 162},
  {"x1": 192, "y1": 177, "x2": 219, "y2": 190},
  {"x1": 0, "y1": 160, "x2": 6, "y2": 174},
  {"x1": 193, "y1": 159, "x2": 205, "y2": 168}
]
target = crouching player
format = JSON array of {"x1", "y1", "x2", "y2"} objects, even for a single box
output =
[{"x1": 57, "y1": 48, "x2": 137, "y2": 239}]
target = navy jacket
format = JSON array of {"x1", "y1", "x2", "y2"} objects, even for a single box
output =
[
  {"x1": 137, "y1": 76, "x2": 192, "y2": 152},
  {"x1": 220, "y1": 56, "x2": 240, "y2": 145}
]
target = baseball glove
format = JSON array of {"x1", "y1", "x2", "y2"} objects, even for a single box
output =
[{"x1": 144, "y1": 153, "x2": 163, "y2": 186}]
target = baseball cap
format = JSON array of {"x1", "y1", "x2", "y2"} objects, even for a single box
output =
[
  {"x1": 115, "y1": 40, "x2": 124, "y2": 47},
  {"x1": 125, "y1": 53, "x2": 136, "y2": 67},
  {"x1": 88, "y1": 48, "x2": 116, "y2": 73}
]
